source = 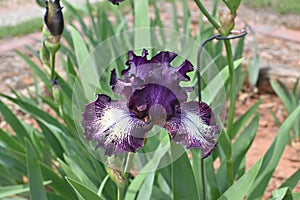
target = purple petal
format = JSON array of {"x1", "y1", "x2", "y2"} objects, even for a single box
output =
[
  {"x1": 164, "y1": 101, "x2": 220, "y2": 158},
  {"x1": 128, "y1": 83, "x2": 180, "y2": 122},
  {"x1": 111, "y1": 49, "x2": 194, "y2": 102},
  {"x1": 176, "y1": 60, "x2": 194, "y2": 81},
  {"x1": 82, "y1": 94, "x2": 152, "y2": 156},
  {"x1": 151, "y1": 51, "x2": 177, "y2": 64}
]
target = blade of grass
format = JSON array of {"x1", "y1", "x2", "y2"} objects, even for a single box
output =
[
  {"x1": 232, "y1": 100, "x2": 262, "y2": 138},
  {"x1": 66, "y1": 177, "x2": 104, "y2": 200},
  {"x1": 280, "y1": 168, "x2": 300, "y2": 190},
  {"x1": 1, "y1": 94, "x2": 68, "y2": 133},
  {"x1": 0, "y1": 182, "x2": 50, "y2": 199},
  {"x1": 0, "y1": 100, "x2": 29, "y2": 139},
  {"x1": 249, "y1": 105, "x2": 300, "y2": 199},
  {"x1": 172, "y1": 145, "x2": 199, "y2": 200},
  {"x1": 125, "y1": 135, "x2": 170, "y2": 200},
  {"x1": 133, "y1": 0, "x2": 150, "y2": 50},
  {"x1": 136, "y1": 173, "x2": 155, "y2": 200},
  {"x1": 232, "y1": 113, "x2": 259, "y2": 176},
  {"x1": 26, "y1": 139, "x2": 48, "y2": 200},
  {"x1": 218, "y1": 158, "x2": 263, "y2": 200},
  {"x1": 40, "y1": 163, "x2": 77, "y2": 200}
]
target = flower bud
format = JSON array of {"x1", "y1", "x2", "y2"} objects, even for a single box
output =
[
  {"x1": 44, "y1": 0, "x2": 64, "y2": 42},
  {"x1": 40, "y1": 44, "x2": 50, "y2": 65},
  {"x1": 218, "y1": 9, "x2": 236, "y2": 36},
  {"x1": 106, "y1": 163, "x2": 125, "y2": 189},
  {"x1": 52, "y1": 78, "x2": 63, "y2": 109},
  {"x1": 40, "y1": 44, "x2": 51, "y2": 75}
]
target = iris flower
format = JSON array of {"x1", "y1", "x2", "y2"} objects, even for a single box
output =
[{"x1": 82, "y1": 49, "x2": 220, "y2": 158}]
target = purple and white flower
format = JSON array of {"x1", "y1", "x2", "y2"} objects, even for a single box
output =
[{"x1": 82, "y1": 49, "x2": 220, "y2": 157}]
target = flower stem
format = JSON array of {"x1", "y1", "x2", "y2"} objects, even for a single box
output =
[
  {"x1": 116, "y1": 152, "x2": 134, "y2": 200},
  {"x1": 117, "y1": 186, "x2": 125, "y2": 200},
  {"x1": 50, "y1": 53, "x2": 56, "y2": 80},
  {"x1": 224, "y1": 40, "x2": 235, "y2": 139},
  {"x1": 194, "y1": 0, "x2": 220, "y2": 30},
  {"x1": 224, "y1": 39, "x2": 235, "y2": 186},
  {"x1": 194, "y1": 0, "x2": 236, "y2": 187},
  {"x1": 123, "y1": 152, "x2": 134, "y2": 178}
]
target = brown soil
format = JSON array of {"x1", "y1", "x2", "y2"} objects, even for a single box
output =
[{"x1": 236, "y1": 91, "x2": 300, "y2": 199}]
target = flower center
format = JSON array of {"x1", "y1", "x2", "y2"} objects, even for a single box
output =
[
  {"x1": 149, "y1": 104, "x2": 167, "y2": 126},
  {"x1": 128, "y1": 83, "x2": 181, "y2": 123}
]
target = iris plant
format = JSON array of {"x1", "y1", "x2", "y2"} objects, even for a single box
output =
[{"x1": 82, "y1": 50, "x2": 220, "y2": 158}]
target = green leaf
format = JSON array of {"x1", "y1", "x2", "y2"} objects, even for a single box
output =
[
  {"x1": 232, "y1": 100, "x2": 262, "y2": 138},
  {"x1": 26, "y1": 140, "x2": 48, "y2": 200},
  {"x1": 0, "y1": 151, "x2": 26, "y2": 175},
  {"x1": 269, "y1": 187, "x2": 293, "y2": 200},
  {"x1": 280, "y1": 168, "x2": 300, "y2": 190},
  {"x1": 40, "y1": 163, "x2": 77, "y2": 200},
  {"x1": 97, "y1": 175, "x2": 109, "y2": 197},
  {"x1": 66, "y1": 177, "x2": 104, "y2": 200},
  {"x1": 70, "y1": 26, "x2": 89, "y2": 68},
  {"x1": 218, "y1": 158, "x2": 263, "y2": 200},
  {"x1": 37, "y1": 120, "x2": 64, "y2": 160},
  {"x1": 172, "y1": 145, "x2": 199, "y2": 200},
  {"x1": 270, "y1": 80, "x2": 292, "y2": 113},
  {"x1": 63, "y1": 155, "x2": 98, "y2": 192},
  {"x1": 191, "y1": 149, "x2": 203, "y2": 198},
  {"x1": 151, "y1": 186, "x2": 172, "y2": 200},
  {"x1": 0, "y1": 94, "x2": 68, "y2": 133},
  {"x1": 16, "y1": 51, "x2": 51, "y2": 89},
  {"x1": 270, "y1": 109, "x2": 282, "y2": 127},
  {"x1": 293, "y1": 193, "x2": 300, "y2": 199},
  {"x1": 171, "y1": 0, "x2": 179, "y2": 31},
  {"x1": 0, "y1": 184, "x2": 30, "y2": 199},
  {"x1": 125, "y1": 135, "x2": 170, "y2": 200},
  {"x1": 249, "y1": 105, "x2": 300, "y2": 199},
  {"x1": 133, "y1": 0, "x2": 150, "y2": 49},
  {"x1": 182, "y1": 0, "x2": 191, "y2": 36},
  {"x1": 0, "y1": 100, "x2": 29, "y2": 139},
  {"x1": 201, "y1": 58, "x2": 243, "y2": 105},
  {"x1": 218, "y1": 129, "x2": 231, "y2": 159},
  {"x1": 0, "y1": 182, "x2": 51, "y2": 199},
  {"x1": 247, "y1": 37, "x2": 259, "y2": 86},
  {"x1": 233, "y1": 113, "x2": 259, "y2": 176},
  {"x1": 0, "y1": 128, "x2": 25, "y2": 153},
  {"x1": 36, "y1": 0, "x2": 46, "y2": 7},
  {"x1": 136, "y1": 173, "x2": 155, "y2": 200},
  {"x1": 223, "y1": 0, "x2": 241, "y2": 13},
  {"x1": 134, "y1": 0, "x2": 150, "y2": 28},
  {"x1": 205, "y1": 157, "x2": 221, "y2": 199}
]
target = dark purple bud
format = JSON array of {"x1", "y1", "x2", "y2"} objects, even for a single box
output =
[{"x1": 44, "y1": 0, "x2": 64, "y2": 36}]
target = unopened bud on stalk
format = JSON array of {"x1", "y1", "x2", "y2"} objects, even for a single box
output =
[
  {"x1": 40, "y1": 44, "x2": 51, "y2": 75},
  {"x1": 106, "y1": 165, "x2": 125, "y2": 189},
  {"x1": 52, "y1": 78, "x2": 63, "y2": 111},
  {"x1": 44, "y1": 0, "x2": 64, "y2": 43},
  {"x1": 218, "y1": 9, "x2": 236, "y2": 36}
]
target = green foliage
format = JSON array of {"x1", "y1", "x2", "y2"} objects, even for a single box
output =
[
  {"x1": 0, "y1": 18, "x2": 42, "y2": 39},
  {"x1": 0, "y1": 0, "x2": 299, "y2": 200},
  {"x1": 271, "y1": 79, "x2": 300, "y2": 140},
  {"x1": 243, "y1": 0, "x2": 300, "y2": 14}
]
